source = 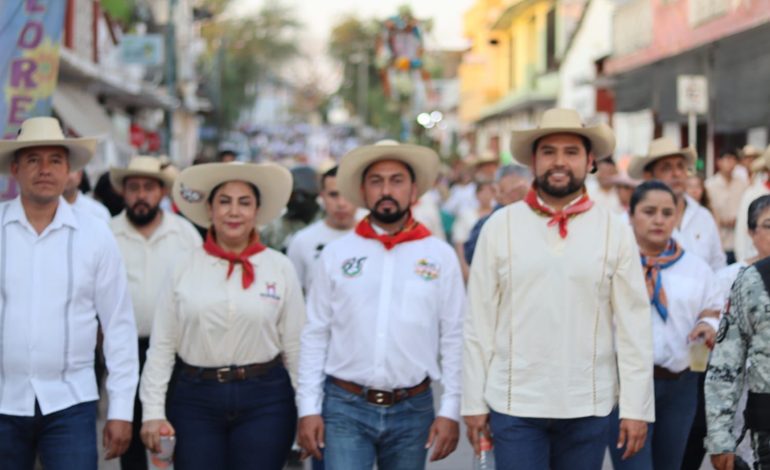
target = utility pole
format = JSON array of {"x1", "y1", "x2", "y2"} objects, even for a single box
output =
[{"x1": 165, "y1": 0, "x2": 177, "y2": 156}]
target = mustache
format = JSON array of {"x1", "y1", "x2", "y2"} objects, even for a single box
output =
[{"x1": 374, "y1": 196, "x2": 400, "y2": 209}]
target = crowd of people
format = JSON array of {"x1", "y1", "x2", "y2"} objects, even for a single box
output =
[{"x1": 0, "y1": 108, "x2": 767, "y2": 470}]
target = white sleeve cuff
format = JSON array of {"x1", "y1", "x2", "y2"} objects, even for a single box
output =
[
  {"x1": 297, "y1": 396, "x2": 323, "y2": 418},
  {"x1": 106, "y1": 394, "x2": 135, "y2": 422},
  {"x1": 697, "y1": 317, "x2": 720, "y2": 333}
]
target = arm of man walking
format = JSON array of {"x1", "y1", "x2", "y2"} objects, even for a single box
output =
[
  {"x1": 612, "y1": 224, "x2": 655, "y2": 460},
  {"x1": 462, "y1": 220, "x2": 500, "y2": 455},
  {"x1": 425, "y1": 248, "x2": 465, "y2": 461},
  {"x1": 706, "y1": 270, "x2": 752, "y2": 470},
  {"x1": 94, "y1": 229, "x2": 139, "y2": 459},
  {"x1": 297, "y1": 257, "x2": 334, "y2": 460}
]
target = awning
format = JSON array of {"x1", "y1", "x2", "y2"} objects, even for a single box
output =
[
  {"x1": 53, "y1": 82, "x2": 112, "y2": 137},
  {"x1": 491, "y1": 0, "x2": 544, "y2": 31}
]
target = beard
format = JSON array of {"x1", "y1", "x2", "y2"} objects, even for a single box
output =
[
  {"x1": 126, "y1": 201, "x2": 160, "y2": 227},
  {"x1": 369, "y1": 196, "x2": 409, "y2": 224},
  {"x1": 536, "y1": 168, "x2": 585, "y2": 198}
]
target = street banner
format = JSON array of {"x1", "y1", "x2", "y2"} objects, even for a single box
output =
[{"x1": 0, "y1": 0, "x2": 67, "y2": 198}]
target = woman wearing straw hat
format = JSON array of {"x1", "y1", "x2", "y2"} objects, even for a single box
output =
[{"x1": 139, "y1": 162, "x2": 305, "y2": 469}]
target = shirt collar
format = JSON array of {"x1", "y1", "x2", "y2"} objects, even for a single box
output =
[
  {"x1": 4, "y1": 196, "x2": 78, "y2": 232},
  {"x1": 535, "y1": 190, "x2": 587, "y2": 212}
]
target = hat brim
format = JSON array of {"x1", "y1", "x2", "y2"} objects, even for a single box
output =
[
  {"x1": 337, "y1": 143, "x2": 439, "y2": 208},
  {"x1": 751, "y1": 148, "x2": 770, "y2": 172},
  {"x1": 0, "y1": 138, "x2": 97, "y2": 173},
  {"x1": 109, "y1": 168, "x2": 175, "y2": 192},
  {"x1": 627, "y1": 148, "x2": 697, "y2": 179},
  {"x1": 172, "y1": 162, "x2": 292, "y2": 228},
  {"x1": 511, "y1": 124, "x2": 615, "y2": 166}
]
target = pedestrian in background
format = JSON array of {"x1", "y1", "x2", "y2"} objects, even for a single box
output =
[
  {"x1": 607, "y1": 180, "x2": 721, "y2": 469},
  {"x1": 735, "y1": 145, "x2": 770, "y2": 262},
  {"x1": 297, "y1": 140, "x2": 465, "y2": 469},
  {"x1": 463, "y1": 108, "x2": 654, "y2": 470},
  {"x1": 0, "y1": 117, "x2": 138, "y2": 469},
  {"x1": 262, "y1": 165, "x2": 322, "y2": 253},
  {"x1": 706, "y1": 152, "x2": 749, "y2": 264},
  {"x1": 108, "y1": 156, "x2": 202, "y2": 470},
  {"x1": 140, "y1": 162, "x2": 305, "y2": 470}
]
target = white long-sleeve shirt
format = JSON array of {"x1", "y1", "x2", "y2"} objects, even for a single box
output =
[
  {"x1": 110, "y1": 210, "x2": 202, "y2": 337},
  {"x1": 140, "y1": 247, "x2": 305, "y2": 421},
  {"x1": 296, "y1": 231, "x2": 465, "y2": 420},
  {"x1": 463, "y1": 202, "x2": 655, "y2": 422},
  {"x1": 0, "y1": 197, "x2": 138, "y2": 420},
  {"x1": 674, "y1": 194, "x2": 726, "y2": 272},
  {"x1": 651, "y1": 252, "x2": 722, "y2": 373}
]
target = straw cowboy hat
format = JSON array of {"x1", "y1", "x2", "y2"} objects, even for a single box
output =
[
  {"x1": 466, "y1": 150, "x2": 500, "y2": 167},
  {"x1": 172, "y1": 162, "x2": 292, "y2": 227},
  {"x1": 750, "y1": 145, "x2": 770, "y2": 173},
  {"x1": 739, "y1": 144, "x2": 762, "y2": 160},
  {"x1": 511, "y1": 108, "x2": 615, "y2": 166},
  {"x1": 109, "y1": 156, "x2": 175, "y2": 191},
  {"x1": 627, "y1": 137, "x2": 696, "y2": 179},
  {"x1": 337, "y1": 139, "x2": 440, "y2": 208},
  {"x1": 0, "y1": 117, "x2": 97, "y2": 173}
]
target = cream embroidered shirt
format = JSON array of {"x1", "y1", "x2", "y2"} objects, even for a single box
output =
[{"x1": 463, "y1": 201, "x2": 655, "y2": 422}]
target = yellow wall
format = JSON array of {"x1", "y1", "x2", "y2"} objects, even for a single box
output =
[{"x1": 459, "y1": 0, "x2": 555, "y2": 123}]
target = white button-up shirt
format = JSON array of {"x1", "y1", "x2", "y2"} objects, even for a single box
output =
[
  {"x1": 0, "y1": 197, "x2": 138, "y2": 420},
  {"x1": 651, "y1": 252, "x2": 722, "y2": 373},
  {"x1": 674, "y1": 194, "x2": 726, "y2": 272},
  {"x1": 297, "y1": 231, "x2": 465, "y2": 420},
  {"x1": 70, "y1": 192, "x2": 110, "y2": 223},
  {"x1": 140, "y1": 247, "x2": 305, "y2": 421},
  {"x1": 110, "y1": 211, "x2": 202, "y2": 337}
]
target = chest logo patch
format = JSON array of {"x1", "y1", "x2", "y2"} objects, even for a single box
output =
[
  {"x1": 342, "y1": 257, "x2": 367, "y2": 277},
  {"x1": 260, "y1": 282, "x2": 281, "y2": 301},
  {"x1": 415, "y1": 258, "x2": 440, "y2": 281}
]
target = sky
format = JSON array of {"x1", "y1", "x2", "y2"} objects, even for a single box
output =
[{"x1": 232, "y1": 0, "x2": 475, "y2": 50}]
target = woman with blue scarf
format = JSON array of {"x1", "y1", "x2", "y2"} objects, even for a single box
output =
[{"x1": 608, "y1": 180, "x2": 722, "y2": 469}]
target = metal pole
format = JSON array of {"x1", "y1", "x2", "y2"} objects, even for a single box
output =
[
  {"x1": 688, "y1": 111, "x2": 697, "y2": 156},
  {"x1": 165, "y1": 0, "x2": 177, "y2": 156}
]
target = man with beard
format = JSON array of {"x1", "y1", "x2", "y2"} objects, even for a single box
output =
[
  {"x1": 462, "y1": 109, "x2": 654, "y2": 469},
  {"x1": 296, "y1": 140, "x2": 465, "y2": 469},
  {"x1": 261, "y1": 165, "x2": 322, "y2": 252},
  {"x1": 108, "y1": 156, "x2": 201, "y2": 470}
]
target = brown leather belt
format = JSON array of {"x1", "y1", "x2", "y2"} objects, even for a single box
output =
[
  {"x1": 330, "y1": 376, "x2": 431, "y2": 406},
  {"x1": 654, "y1": 366, "x2": 688, "y2": 380},
  {"x1": 181, "y1": 356, "x2": 282, "y2": 383}
]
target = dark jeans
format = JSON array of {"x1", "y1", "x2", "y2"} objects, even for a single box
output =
[
  {"x1": 489, "y1": 409, "x2": 611, "y2": 470},
  {"x1": 121, "y1": 337, "x2": 150, "y2": 470},
  {"x1": 321, "y1": 378, "x2": 435, "y2": 470},
  {"x1": 167, "y1": 364, "x2": 296, "y2": 470},
  {"x1": 0, "y1": 400, "x2": 98, "y2": 470},
  {"x1": 681, "y1": 372, "x2": 707, "y2": 470},
  {"x1": 609, "y1": 371, "x2": 699, "y2": 469}
]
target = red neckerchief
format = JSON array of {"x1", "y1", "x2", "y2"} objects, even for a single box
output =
[
  {"x1": 355, "y1": 214, "x2": 431, "y2": 250},
  {"x1": 524, "y1": 186, "x2": 594, "y2": 238},
  {"x1": 203, "y1": 229, "x2": 266, "y2": 289},
  {"x1": 764, "y1": 180, "x2": 770, "y2": 192}
]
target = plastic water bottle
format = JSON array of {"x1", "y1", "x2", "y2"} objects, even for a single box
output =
[
  {"x1": 149, "y1": 424, "x2": 176, "y2": 469},
  {"x1": 474, "y1": 434, "x2": 496, "y2": 469}
]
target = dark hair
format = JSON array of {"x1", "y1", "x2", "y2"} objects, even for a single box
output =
[
  {"x1": 748, "y1": 195, "x2": 770, "y2": 231},
  {"x1": 207, "y1": 181, "x2": 261, "y2": 207},
  {"x1": 320, "y1": 166, "x2": 338, "y2": 191},
  {"x1": 717, "y1": 152, "x2": 737, "y2": 160},
  {"x1": 361, "y1": 159, "x2": 416, "y2": 184},
  {"x1": 596, "y1": 156, "x2": 616, "y2": 167},
  {"x1": 532, "y1": 134, "x2": 592, "y2": 156},
  {"x1": 93, "y1": 171, "x2": 125, "y2": 216},
  {"x1": 629, "y1": 180, "x2": 678, "y2": 215},
  {"x1": 217, "y1": 150, "x2": 237, "y2": 161}
]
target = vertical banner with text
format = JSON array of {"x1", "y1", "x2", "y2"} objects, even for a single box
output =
[{"x1": 0, "y1": 0, "x2": 67, "y2": 199}]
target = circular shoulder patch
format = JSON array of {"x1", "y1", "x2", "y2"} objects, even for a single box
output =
[{"x1": 716, "y1": 316, "x2": 730, "y2": 343}]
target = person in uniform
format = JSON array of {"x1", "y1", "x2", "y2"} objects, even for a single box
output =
[
  {"x1": 139, "y1": 162, "x2": 305, "y2": 469},
  {"x1": 296, "y1": 140, "x2": 465, "y2": 469},
  {"x1": 463, "y1": 108, "x2": 654, "y2": 469},
  {"x1": 706, "y1": 255, "x2": 770, "y2": 470}
]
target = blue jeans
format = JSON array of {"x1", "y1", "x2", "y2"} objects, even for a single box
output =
[
  {"x1": 608, "y1": 371, "x2": 698, "y2": 469},
  {"x1": 489, "y1": 410, "x2": 611, "y2": 470},
  {"x1": 321, "y1": 378, "x2": 435, "y2": 470},
  {"x1": 0, "y1": 400, "x2": 97, "y2": 470},
  {"x1": 168, "y1": 364, "x2": 297, "y2": 470}
]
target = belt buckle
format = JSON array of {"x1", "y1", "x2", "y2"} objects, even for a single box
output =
[
  {"x1": 216, "y1": 367, "x2": 231, "y2": 383},
  {"x1": 368, "y1": 389, "x2": 395, "y2": 407}
]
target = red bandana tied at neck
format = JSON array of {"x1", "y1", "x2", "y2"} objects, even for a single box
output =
[
  {"x1": 524, "y1": 187, "x2": 594, "y2": 238},
  {"x1": 203, "y1": 229, "x2": 267, "y2": 289},
  {"x1": 355, "y1": 215, "x2": 431, "y2": 250}
]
